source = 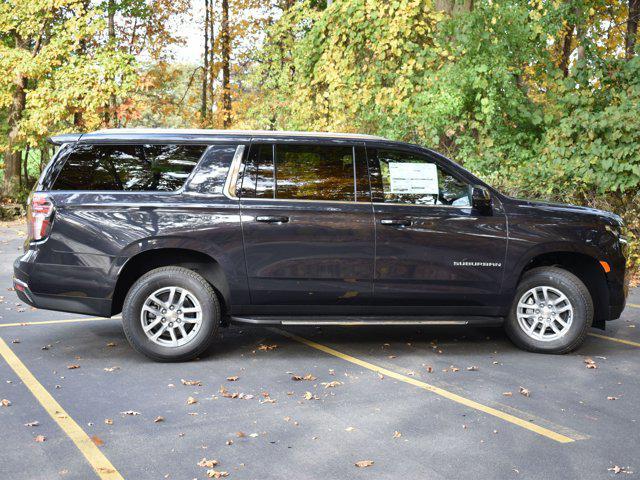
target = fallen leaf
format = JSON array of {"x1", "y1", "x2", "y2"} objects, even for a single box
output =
[
  {"x1": 181, "y1": 379, "x2": 202, "y2": 386},
  {"x1": 393, "y1": 431, "x2": 402, "y2": 439},
  {"x1": 206, "y1": 470, "x2": 229, "y2": 478},
  {"x1": 608, "y1": 465, "x2": 633, "y2": 474},
  {"x1": 584, "y1": 358, "x2": 597, "y2": 369},
  {"x1": 226, "y1": 376, "x2": 239, "y2": 382},
  {"x1": 186, "y1": 396, "x2": 198, "y2": 405},
  {"x1": 154, "y1": 416, "x2": 165, "y2": 423},
  {"x1": 120, "y1": 410, "x2": 141, "y2": 416},
  {"x1": 198, "y1": 458, "x2": 219, "y2": 468},
  {"x1": 11, "y1": 339, "x2": 20, "y2": 343},
  {"x1": 67, "y1": 364, "x2": 80, "y2": 370},
  {"x1": 502, "y1": 392, "x2": 513, "y2": 397},
  {"x1": 1, "y1": 399, "x2": 11, "y2": 407},
  {"x1": 425, "y1": 366, "x2": 433, "y2": 373},
  {"x1": 236, "y1": 431, "x2": 246, "y2": 438},
  {"x1": 225, "y1": 440, "x2": 233, "y2": 445},
  {"x1": 607, "y1": 396, "x2": 619, "y2": 401},
  {"x1": 257, "y1": 344, "x2": 277, "y2": 351},
  {"x1": 355, "y1": 460, "x2": 374, "y2": 468},
  {"x1": 467, "y1": 366, "x2": 479, "y2": 371},
  {"x1": 321, "y1": 381, "x2": 342, "y2": 388},
  {"x1": 519, "y1": 387, "x2": 530, "y2": 397},
  {"x1": 24, "y1": 421, "x2": 39, "y2": 427},
  {"x1": 91, "y1": 435, "x2": 104, "y2": 446},
  {"x1": 291, "y1": 373, "x2": 316, "y2": 381},
  {"x1": 345, "y1": 427, "x2": 355, "y2": 432},
  {"x1": 303, "y1": 391, "x2": 318, "y2": 400},
  {"x1": 103, "y1": 366, "x2": 120, "y2": 372},
  {"x1": 35, "y1": 435, "x2": 46, "y2": 443},
  {"x1": 106, "y1": 342, "x2": 116, "y2": 347},
  {"x1": 104, "y1": 419, "x2": 113, "y2": 425}
]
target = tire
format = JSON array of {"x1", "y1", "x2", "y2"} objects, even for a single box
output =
[
  {"x1": 122, "y1": 266, "x2": 220, "y2": 362},
  {"x1": 504, "y1": 266, "x2": 593, "y2": 354}
]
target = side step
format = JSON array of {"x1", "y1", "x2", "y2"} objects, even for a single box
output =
[{"x1": 230, "y1": 316, "x2": 503, "y2": 326}]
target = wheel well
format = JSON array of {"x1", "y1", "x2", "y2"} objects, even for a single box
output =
[
  {"x1": 111, "y1": 248, "x2": 230, "y2": 317},
  {"x1": 521, "y1": 252, "x2": 609, "y2": 328}
]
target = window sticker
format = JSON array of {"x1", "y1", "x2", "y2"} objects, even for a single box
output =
[{"x1": 388, "y1": 162, "x2": 439, "y2": 195}]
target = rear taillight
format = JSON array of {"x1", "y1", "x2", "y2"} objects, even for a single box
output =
[{"x1": 27, "y1": 193, "x2": 54, "y2": 241}]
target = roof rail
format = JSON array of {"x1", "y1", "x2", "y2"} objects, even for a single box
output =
[{"x1": 47, "y1": 133, "x2": 83, "y2": 145}]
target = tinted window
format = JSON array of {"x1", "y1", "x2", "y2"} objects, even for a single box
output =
[
  {"x1": 371, "y1": 149, "x2": 471, "y2": 206},
  {"x1": 53, "y1": 144, "x2": 206, "y2": 191},
  {"x1": 240, "y1": 143, "x2": 369, "y2": 202},
  {"x1": 186, "y1": 145, "x2": 239, "y2": 195}
]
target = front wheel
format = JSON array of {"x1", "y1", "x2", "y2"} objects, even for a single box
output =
[
  {"x1": 505, "y1": 266, "x2": 593, "y2": 354},
  {"x1": 122, "y1": 266, "x2": 220, "y2": 362}
]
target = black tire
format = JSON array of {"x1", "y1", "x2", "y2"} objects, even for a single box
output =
[
  {"x1": 122, "y1": 266, "x2": 220, "y2": 362},
  {"x1": 505, "y1": 266, "x2": 593, "y2": 354}
]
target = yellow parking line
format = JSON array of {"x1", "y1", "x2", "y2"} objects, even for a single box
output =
[
  {"x1": 273, "y1": 328, "x2": 575, "y2": 444},
  {"x1": 628, "y1": 303, "x2": 640, "y2": 309},
  {"x1": 0, "y1": 337, "x2": 123, "y2": 479},
  {"x1": 0, "y1": 316, "x2": 118, "y2": 328},
  {"x1": 588, "y1": 332, "x2": 640, "y2": 348}
]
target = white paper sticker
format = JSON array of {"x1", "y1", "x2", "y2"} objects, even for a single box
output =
[{"x1": 388, "y1": 162, "x2": 439, "y2": 195}]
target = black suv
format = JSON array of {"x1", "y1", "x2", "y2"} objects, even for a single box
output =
[{"x1": 14, "y1": 129, "x2": 629, "y2": 361}]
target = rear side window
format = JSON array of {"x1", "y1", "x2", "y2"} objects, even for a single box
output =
[
  {"x1": 240, "y1": 143, "x2": 369, "y2": 202},
  {"x1": 52, "y1": 144, "x2": 206, "y2": 191}
]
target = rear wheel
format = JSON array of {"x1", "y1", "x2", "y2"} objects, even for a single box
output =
[
  {"x1": 505, "y1": 266, "x2": 593, "y2": 354},
  {"x1": 122, "y1": 266, "x2": 220, "y2": 362}
]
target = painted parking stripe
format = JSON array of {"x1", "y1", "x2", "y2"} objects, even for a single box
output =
[
  {"x1": 0, "y1": 316, "x2": 118, "y2": 328},
  {"x1": 0, "y1": 337, "x2": 124, "y2": 480},
  {"x1": 628, "y1": 303, "x2": 640, "y2": 309},
  {"x1": 273, "y1": 328, "x2": 576, "y2": 444},
  {"x1": 588, "y1": 332, "x2": 640, "y2": 348}
]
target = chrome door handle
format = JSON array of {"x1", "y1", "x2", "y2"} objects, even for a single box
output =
[
  {"x1": 256, "y1": 215, "x2": 289, "y2": 224},
  {"x1": 380, "y1": 219, "x2": 412, "y2": 227}
]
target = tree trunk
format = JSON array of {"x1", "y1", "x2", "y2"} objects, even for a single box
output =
[
  {"x1": 221, "y1": 0, "x2": 232, "y2": 128},
  {"x1": 106, "y1": 0, "x2": 118, "y2": 127},
  {"x1": 201, "y1": 0, "x2": 209, "y2": 122},
  {"x1": 435, "y1": 0, "x2": 473, "y2": 15},
  {"x1": 559, "y1": 23, "x2": 574, "y2": 77},
  {"x1": 626, "y1": 0, "x2": 639, "y2": 59},
  {"x1": 3, "y1": 69, "x2": 27, "y2": 198}
]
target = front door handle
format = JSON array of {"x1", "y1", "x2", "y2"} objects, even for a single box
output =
[
  {"x1": 256, "y1": 215, "x2": 289, "y2": 224},
  {"x1": 380, "y1": 218, "x2": 412, "y2": 227}
]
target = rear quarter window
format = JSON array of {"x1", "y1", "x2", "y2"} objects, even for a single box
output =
[{"x1": 52, "y1": 144, "x2": 207, "y2": 191}]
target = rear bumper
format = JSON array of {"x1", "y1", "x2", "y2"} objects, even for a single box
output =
[{"x1": 13, "y1": 256, "x2": 112, "y2": 317}]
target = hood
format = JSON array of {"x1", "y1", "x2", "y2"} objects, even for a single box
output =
[{"x1": 507, "y1": 197, "x2": 623, "y2": 226}]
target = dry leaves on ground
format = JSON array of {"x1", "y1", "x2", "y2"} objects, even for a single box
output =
[
  {"x1": 207, "y1": 470, "x2": 229, "y2": 478},
  {"x1": 1, "y1": 399, "x2": 11, "y2": 407},
  {"x1": 67, "y1": 364, "x2": 80, "y2": 370},
  {"x1": 181, "y1": 379, "x2": 202, "y2": 386},
  {"x1": 393, "y1": 431, "x2": 402, "y2": 439},
  {"x1": 91, "y1": 435, "x2": 104, "y2": 446},
  {"x1": 467, "y1": 366, "x2": 479, "y2": 371},
  {"x1": 24, "y1": 421, "x2": 39, "y2": 427},
  {"x1": 608, "y1": 465, "x2": 633, "y2": 474},
  {"x1": 355, "y1": 460, "x2": 374, "y2": 468},
  {"x1": 104, "y1": 419, "x2": 113, "y2": 425},
  {"x1": 186, "y1": 396, "x2": 198, "y2": 405},
  {"x1": 257, "y1": 344, "x2": 278, "y2": 351},
  {"x1": 303, "y1": 391, "x2": 319, "y2": 400},
  {"x1": 291, "y1": 373, "x2": 316, "y2": 381},
  {"x1": 607, "y1": 396, "x2": 619, "y2": 401},
  {"x1": 584, "y1": 358, "x2": 598, "y2": 369},
  {"x1": 503, "y1": 392, "x2": 513, "y2": 397},
  {"x1": 226, "y1": 376, "x2": 239, "y2": 382},
  {"x1": 519, "y1": 387, "x2": 530, "y2": 397},
  {"x1": 103, "y1": 366, "x2": 120, "y2": 372},
  {"x1": 321, "y1": 381, "x2": 342, "y2": 388},
  {"x1": 198, "y1": 458, "x2": 219, "y2": 468},
  {"x1": 154, "y1": 416, "x2": 164, "y2": 423},
  {"x1": 120, "y1": 410, "x2": 141, "y2": 416},
  {"x1": 35, "y1": 435, "x2": 46, "y2": 442}
]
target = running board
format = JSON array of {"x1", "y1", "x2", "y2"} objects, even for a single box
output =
[{"x1": 230, "y1": 316, "x2": 503, "y2": 326}]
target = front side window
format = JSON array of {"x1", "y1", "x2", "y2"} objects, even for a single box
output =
[
  {"x1": 53, "y1": 144, "x2": 206, "y2": 191},
  {"x1": 370, "y1": 149, "x2": 471, "y2": 206},
  {"x1": 240, "y1": 143, "x2": 370, "y2": 202}
]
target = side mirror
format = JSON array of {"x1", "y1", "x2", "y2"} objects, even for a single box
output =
[{"x1": 471, "y1": 185, "x2": 492, "y2": 212}]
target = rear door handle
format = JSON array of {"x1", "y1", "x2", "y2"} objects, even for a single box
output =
[
  {"x1": 380, "y1": 219, "x2": 412, "y2": 227},
  {"x1": 256, "y1": 215, "x2": 289, "y2": 224}
]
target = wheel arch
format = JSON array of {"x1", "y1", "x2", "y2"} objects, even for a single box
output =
[
  {"x1": 111, "y1": 248, "x2": 231, "y2": 317},
  {"x1": 518, "y1": 250, "x2": 609, "y2": 329}
]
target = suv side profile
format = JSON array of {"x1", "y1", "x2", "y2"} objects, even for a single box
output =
[{"x1": 14, "y1": 129, "x2": 629, "y2": 361}]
